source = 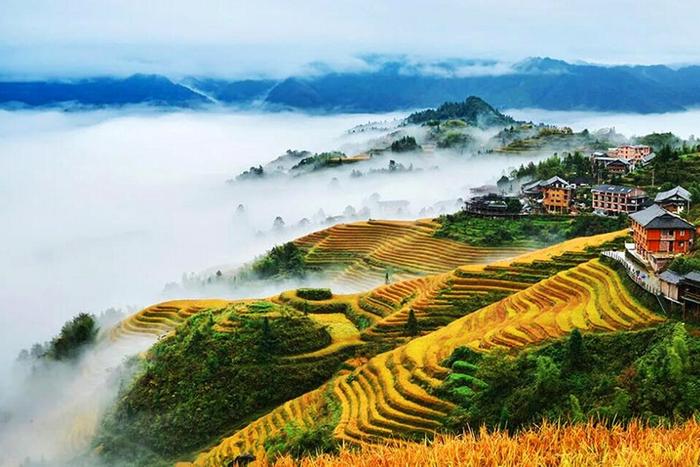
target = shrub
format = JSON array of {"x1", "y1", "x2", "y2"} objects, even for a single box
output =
[
  {"x1": 296, "y1": 288, "x2": 333, "y2": 301},
  {"x1": 265, "y1": 421, "x2": 338, "y2": 459},
  {"x1": 668, "y1": 256, "x2": 700, "y2": 275}
]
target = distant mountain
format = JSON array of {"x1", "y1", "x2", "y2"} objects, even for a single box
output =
[
  {"x1": 185, "y1": 78, "x2": 277, "y2": 104},
  {"x1": 260, "y1": 58, "x2": 700, "y2": 113},
  {"x1": 406, "y1": 96, "x2": 515, "y2": 128},
  {"x1": 2, "y1": 57, "x2": 700, "y2": 112},
  {"x1": 0, "y1": 74, "x2": 208, "y2": 108}
]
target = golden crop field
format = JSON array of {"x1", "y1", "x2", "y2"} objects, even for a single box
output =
[
  {"x1": 295, "y1": 219, "x2": 533, "y2": 289},
  {"x1": 332, "y1": 259, "x2": 662, "y2": 445},
  {"x1": 268, "y1": 419, "x2": 700, "y2": 467}
]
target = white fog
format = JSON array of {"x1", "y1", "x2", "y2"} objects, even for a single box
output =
[{"x1": 0, "y1": 107, "x2": 698, "y2": 464}]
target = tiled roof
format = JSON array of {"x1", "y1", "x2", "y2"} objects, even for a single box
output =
[
  {"x1": 539, "y1": 176, "x2": 571, "y2": 188},
  {"x1": 659, "y1": 270, "x2": 683, "y2": 284},
  {"x1": 592, "y1": 184, "x2": 647, "y2": 197},
  {"x1": 685, "y1": 271, "x2": 700, "y2": 284},
  {"x1": 629, "y1": 204, "x2": 695, "y2": 229},
  {"x1": 655, "y1": 186, "x2": 691, "y2": 203}
]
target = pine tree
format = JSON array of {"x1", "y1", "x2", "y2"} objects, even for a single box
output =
[
  {"x1": 405, "y1": 309, "x2": 419, "y2": 337},
  {"x1": 567, "y1": 328, "x2": 586, "y2": 369},
  {"x1": 259, "y1": 317, "x2": 275, "y2": 356}
]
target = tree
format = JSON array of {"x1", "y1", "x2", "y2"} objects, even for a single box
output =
[
  {"x1": 405, "y1": 309, "x2": 419, "y2": 337},
  {"x1": 390, "y1": 136, "x2": 420, "y2": 152},
  {"x1": 48, "y1": 313, "x2": 98, "y2": 360},
  {"x1": 258, "y1": 317, "x2": 275, "y2": 356},
  {"x1": 567, "y1": 328, "x2": 587, "y2": 369},
  {"x1": 273, "y1": 216, "x2": 285, "y2": 230}
]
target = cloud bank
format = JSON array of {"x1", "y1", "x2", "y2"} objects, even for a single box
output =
[{"x1": 1, "y1": 0, "x2": 700, "y2": 78}]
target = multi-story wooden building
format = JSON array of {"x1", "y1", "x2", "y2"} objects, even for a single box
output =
[
  {"x1": 654, "y1": 185, "x2": 692, "y2": 213},
  {"x1": 591, "y1": 184, "x2": 648, "y2": 215},
  {"x1": 607, "y1": 144, "x2": 653, "y2": 163},
  {"x1": 540, "y1": 176, "x2": 573, "y2": 214},
  {"x1": 591, "y1": 154, "x2": 632, "y2": 175},
  {"x1": 521, "y1": 176, "x2": 574, "y2": 214},
  {"x1": 629, "y1": 204, "x2": 696, "y2": 270}
]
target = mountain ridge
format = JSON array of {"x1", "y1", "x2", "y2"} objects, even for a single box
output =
[{"x1": 2, "y1": 57, "x2": 700, "y2": 112}]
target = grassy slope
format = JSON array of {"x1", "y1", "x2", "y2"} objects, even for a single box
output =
[{"x1": 434, "y1": 212, "x2": 628, "y2": 248}]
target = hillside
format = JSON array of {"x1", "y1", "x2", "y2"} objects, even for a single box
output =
[
  {"x1": 187, "y1": 256, "x2": 669, "y2": 465},
  {"x1": 102, "y1": 229, "x2": 638, "y2": 464},
  {"x1": 406, "y1": 96, "x2": 515, "y2": 128}
]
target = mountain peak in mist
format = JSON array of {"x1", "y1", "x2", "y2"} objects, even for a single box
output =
[
  {"x1": 406, "y1": 96, "x2": 515, "y2": 128},
  {"x1": 514, "y1": 57, "x2": 572, "y2": 74}
]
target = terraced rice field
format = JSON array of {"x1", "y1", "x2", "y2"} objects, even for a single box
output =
[
  {"x1": 332, "y1": 259, "x2": 663, "y2": 444},
  {"x1": 357, "y1": 231, "x2": 626, "y2": 341},
  {"x1": 286, "y1": 313, "x2": 363, "y2": 362},
  {"x1": 189, "y1": 387, "x2": 328, "y2": 466},
  {"x1": 110, "y1": 299, "x2": 234, "y2": 340},
  {"x1": 295, "y1": 219, "x2": 532, "y2": 290},
  {"x1": 179, "y1": 250, "x2": 647, "y2": 465}
]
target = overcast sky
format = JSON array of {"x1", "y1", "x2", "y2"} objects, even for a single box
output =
[{"x1": 1, "y1": 0, "x2": 699, "y2": 79}]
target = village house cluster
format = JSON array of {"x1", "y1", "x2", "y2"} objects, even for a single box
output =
[{"x1": 465, "y1": 143, "x2": 698, "y2": 317}]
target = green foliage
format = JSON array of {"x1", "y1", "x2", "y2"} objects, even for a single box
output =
[
  {"x1": 236, "y1": 165, "x2": 264, "y2": 180},
  {"x1": 296, "y1": 288, "x2": 333, "y2": 301},
  {"x1": 259, "y1": 317, "x2": 276, "y2": 356},
  {"x1": 435, "y1": 212, "x2": 626, "y2": 248},
  {"x1": 390, "y1": 136, "x2": 420, "y2": 152},
  {"x1": 247, "y1": 301, "x2": 275, "y2": 313},
  {"x1": 620, "y1": 153, "x2": 700, "y2": 217},
  {"x1": 252, "y1": 242, "x2": 306, "y2": 279},
  {"x1": 566, "y1": 215, "x2": 628, "y2": 238},
  {"x1": 442, "y1": 323, "x2": 700, "y2": 432},
  {"x1": 95, "y1": 312, "x2": 342, "y2": 464},
  {"x1": 437, "y1": 130, "x2": 474, "y2": 149},
  {"x1": 265, "y1": 421, "x2": 338, "y2": 459},
  {"x1": 668, "y1": 256, "x2": 700, "y2": 275},
  {"x1": 404, "y1": 309, "x2": 419, "y2": 337},
  {"x1": 290, "y1": 151, "x2": 348, "y2": 172},
  {"x1": 435, "y1": 212, "x2": 568, "y2": 247},
  {"x1": 638, "y1": 133, "x2": 683, "y2": 152},
  {"x1": 567, "y1": 328, "x2": 587, "y2": 370},
  {"x1": 511, "y1": 152, "x2": 592, "y2": 181},
  {"x1": 21, "y1": 313, "x2": 99, "y2": 361}
]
